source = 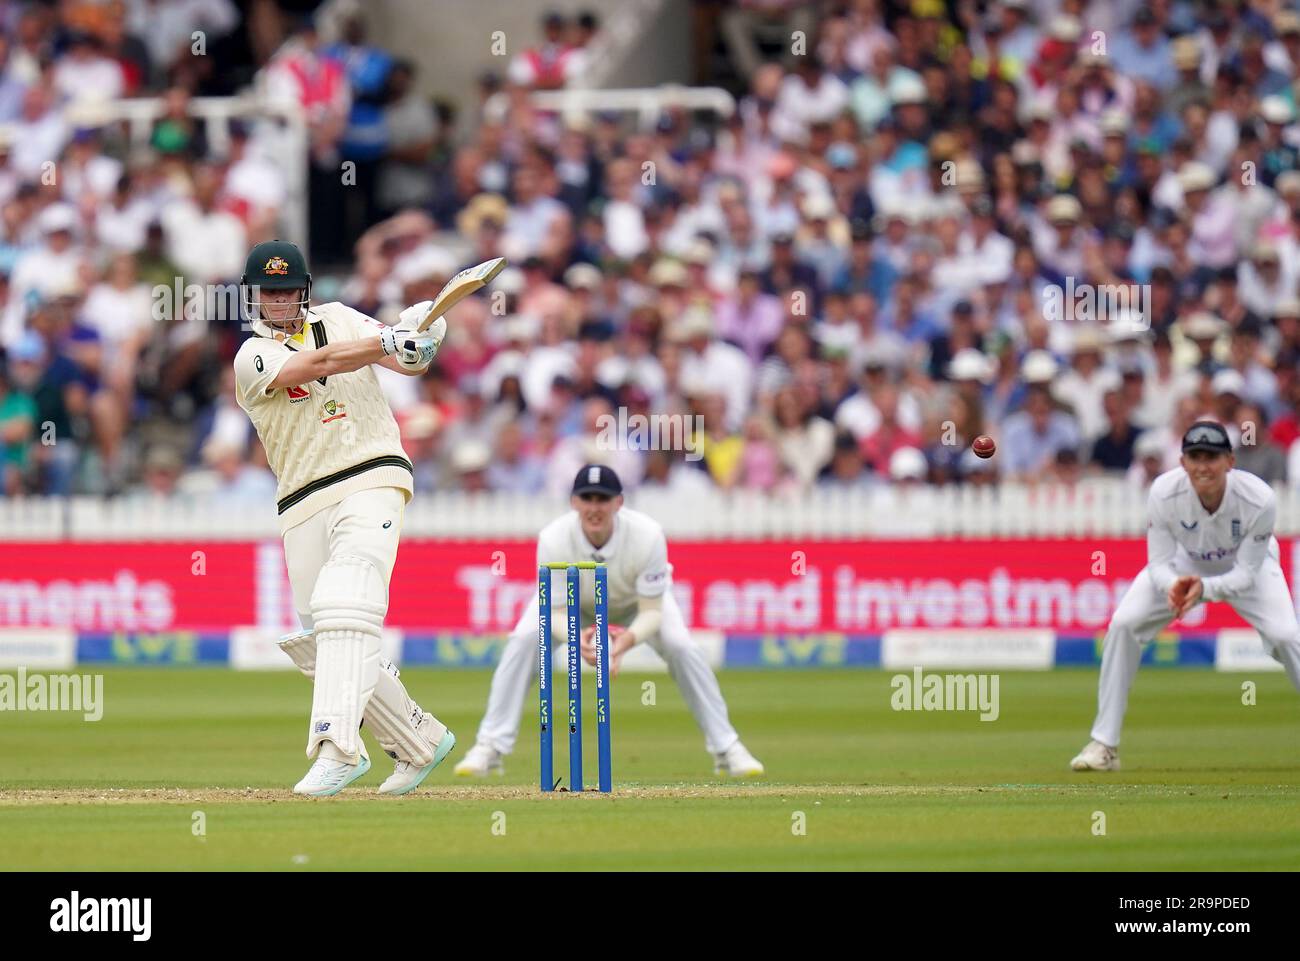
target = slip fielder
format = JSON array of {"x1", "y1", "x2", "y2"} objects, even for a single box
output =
[
  {"x1": 454, "y1": 464, "x2": 765, "y2": 779},
  {"x1": 232, "y1": 239, "x2": 457, "y2": 796},
  {"x1": 1071, "y1": 420, "x2": 1300, "y2": 771}
]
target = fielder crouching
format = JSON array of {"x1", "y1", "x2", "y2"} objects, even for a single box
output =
[
  {"x1": 1071, "y1": 420, "x2": 1300, "y2": 771},
  {"x1": 455, "y1": 464, "x2": 764, "y2": 779},
  {"x1": 232, "y1": 239, "x2": 457, "y2": 796}
]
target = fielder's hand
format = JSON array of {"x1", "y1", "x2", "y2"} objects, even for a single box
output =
[
  {"x1": 1167, "y1": 575, "x2": 1203, "y2": 618},
  {"x1": 580, "y1": 624, "x2": 629, "y2": 677}
]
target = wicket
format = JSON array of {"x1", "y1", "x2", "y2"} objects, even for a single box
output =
[{"x1": 538, "y1": 562, "x2": 612, "y2": 792}]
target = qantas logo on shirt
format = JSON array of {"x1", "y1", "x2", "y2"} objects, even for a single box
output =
[{"x1": 286, "y1": 384, "x2": 310, "y2": 403}]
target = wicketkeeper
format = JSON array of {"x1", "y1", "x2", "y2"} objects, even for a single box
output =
[
  {"x1": 233, "y1": 239, "x2": 457, "y2": 796},
  {"x1": 1072, "y1": 420, "x2": 1300, "y2": 771},
  {"x1": 455, "y1": 464, "x2": 765, "y2": 779}
]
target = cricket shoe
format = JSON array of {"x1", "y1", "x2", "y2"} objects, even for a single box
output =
[
  {"x1": 1070, "y1": 740, "x2": 1120, "y2": 772},
  {"x1": 293, "y1": 754, "x2": 372, "y2": 797},
  {"x1": 453, "y1": 741, "x2": 505, "y2": 778},
  {"x1": 714, "y1": 740, "x2": 765, "y2": 777},
  {"x1": 379, "y1": 727, "x2": 458, "y2": 796}
]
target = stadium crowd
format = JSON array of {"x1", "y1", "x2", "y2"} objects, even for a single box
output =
[{"x1": 2, "y1": 0, "x2": 1300, "y2": 503}]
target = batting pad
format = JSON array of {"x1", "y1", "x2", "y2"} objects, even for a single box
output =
[
  {"x1": 278, "y1": 630, "x2": 444, "y2": 765},
  {"x1": 278, "y1": 629, "x2": 317, "y2": 678},
  {"x1": 306, "y1": 555, "x2": 386, "y2": 761},
  {"x1": 366, "y1": 658, "x2": 447, "y2": 766}
]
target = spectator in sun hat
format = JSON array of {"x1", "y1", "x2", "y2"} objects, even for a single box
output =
[
  {"x1": 1053, "y1": 326, "x2": 1121, "y2": 442},
  {"x1": 1238, "y1": 240, "x2": 1295, "y2": 319},
  {"x1": 1259, "y1": 96, "x2": 1299, "y2": 189},
  {"x1": 1175, "y1": 161, "x2": 1236, "y2": 270},
  {"x1": 1032, "y1": 193, "x2": 1087, "y2": 283},
  {"x1": 1178, "y1": 311, "x2": 1227, "y2": 374},
  {"x1": 1126, "y1": 429, "x2": 1169, "y2": 489},
  {"x1": 1209, "y1": 368, "x2": 1247, "y2": 429},
  {"x1": 1270, "y1": 298, "x2": 1300, "y2": 359},
  {"x1": 1, "y1": 203, "x2": 85, "y2": 350},
  {"x1": 1164, "y1": 36, "x2": 1209, "y2": 118}
]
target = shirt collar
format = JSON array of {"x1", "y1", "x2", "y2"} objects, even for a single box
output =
[{"x1": 581, "y1": 513, "x2": 619, "y2": 562}]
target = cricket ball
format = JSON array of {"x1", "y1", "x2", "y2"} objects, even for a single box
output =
[{"x1": 972, "y1": 435, "x2": 996, "y2": 459}]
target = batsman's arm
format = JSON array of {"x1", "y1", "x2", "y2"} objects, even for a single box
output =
[
  {"x1": 375, "y1": 354, "x2": 426, "y2": 377},
  {"x1": 1201, "y1": 500, "x2": 1276, "y2": 602},
  {"x1": 269, "y1": 338, "x2": 387, "y2": 390}
]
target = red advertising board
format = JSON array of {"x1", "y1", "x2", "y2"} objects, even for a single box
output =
[
  {"x1": 1, "y1": 538, "x2": 1282, "y2": 633},
  {"x1": 0, "y1": 543, "x2": 255, "y2": 631}
]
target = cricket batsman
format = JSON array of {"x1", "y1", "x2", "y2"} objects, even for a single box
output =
[
  {"x1": 1071, "y1": 420, "x2": 1300, "y2": 771},
  {"x1": 455, "y1": 464, "x2": 765, "y2": 779},
  {"x1": 233, "y1": 239, "x2": 457, "y2": 796}
]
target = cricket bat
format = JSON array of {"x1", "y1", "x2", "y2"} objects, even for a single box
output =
[{"x1": 416, "y1": 257, "x2": 507, "y2": 332}]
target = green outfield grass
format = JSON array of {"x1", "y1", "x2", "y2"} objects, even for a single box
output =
[{"x1": 1, "y1": 667, "x2": 1298, "y2": 870}]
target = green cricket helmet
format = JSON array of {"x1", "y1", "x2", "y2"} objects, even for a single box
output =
[{"x1": 241, "y1": 239, "x2": 312, "y2": 338}]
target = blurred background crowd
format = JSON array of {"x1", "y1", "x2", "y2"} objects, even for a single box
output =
[{"x1": 2, "y1": 0, "x2": 1300, "y2": 503}]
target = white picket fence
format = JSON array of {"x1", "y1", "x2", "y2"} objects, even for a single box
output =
[{"x1": 3, "y1": 479, "x2": 1297, "y2": 540}]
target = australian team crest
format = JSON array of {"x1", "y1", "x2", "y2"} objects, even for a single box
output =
[
  {"x1": 263, "y1": 256, "x2": 289, "y2": 276},
  {"x1": 320, "y1": 399, "x2": 348, "y2": 424}
]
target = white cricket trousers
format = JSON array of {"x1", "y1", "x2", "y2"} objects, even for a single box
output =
[
  {"x1": 474, "y1": 590, "x2": 741, "y2": 756},
  {"x1": 282, "y1": 487, "x2": 405, "y2": 628},
  {"x1": 1091, "y1": 557, "x2": 1300, "y2": 746}
]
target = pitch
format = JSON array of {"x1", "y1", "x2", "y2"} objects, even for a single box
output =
[{"x1": 2, "y1": 669, "x2": 1297, "y2": 870}]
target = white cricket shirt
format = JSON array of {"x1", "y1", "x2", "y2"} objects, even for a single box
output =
[
  {"x1": 537, "y1": 507, "x2": 670, "y2": 624},
  {"x1": 233, "y1": 302, "x2": 413, "y2": 533},
  {"x1": 1145, "y1": 467, "x2": 1279, "y2": 602}
]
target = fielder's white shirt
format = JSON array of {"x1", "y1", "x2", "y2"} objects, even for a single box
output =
[
  {"x1": 233, "y1": 302, "x2": 413, "y2": 533},
  {"x1": 1146, "y1": 468, "x2": 1279, "y2": 602},
  {"x1": 537, "y1": 506, "x2": 670, "y2": 624}
]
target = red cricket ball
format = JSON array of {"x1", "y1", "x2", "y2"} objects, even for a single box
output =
[{"x1": 972, "y1": 435, "x2": 996, "y2": 459}]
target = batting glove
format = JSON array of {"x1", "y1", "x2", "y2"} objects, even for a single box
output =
[
  {"x1": 379, "y1": 324, "x2": 443, "y2": 371},
  {"x1": 398, "y1": 300, "x2": 435, "y2": 328}
]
